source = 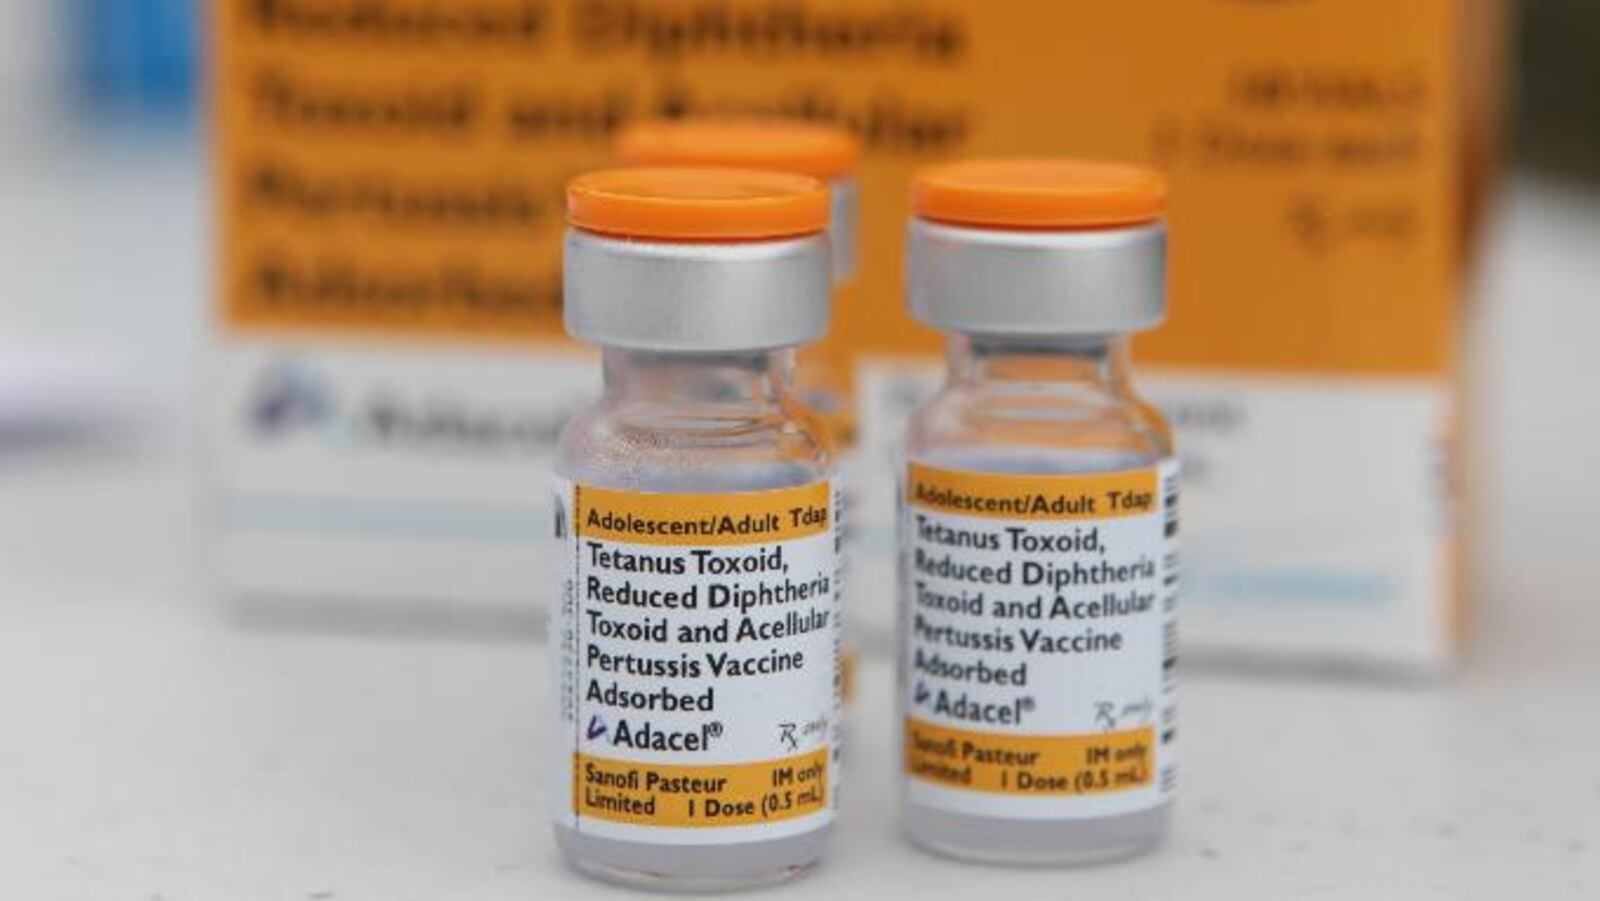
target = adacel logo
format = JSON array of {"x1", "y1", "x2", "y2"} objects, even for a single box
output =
[
  {"x1": 249, "y1": 356, "x2": 334, "y2": 439},
  {"x1": 246, "y1": 355, "x2": 573, "y2": 457}
]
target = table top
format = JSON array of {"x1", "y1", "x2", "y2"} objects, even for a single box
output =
[{"x1": 1, "y1": 147, "x2": 1597, "y2": 900}]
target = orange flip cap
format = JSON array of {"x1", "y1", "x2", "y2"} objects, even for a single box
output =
[
  {"x1": 568, "y1": 167, "x2": 830, "y2": 241},
  {"x1": 912, "y1": 158, "x2": 1167, "y2": 229},
  {"x1": 617, "y1": 119, "x2": 860, "y2": 181}
]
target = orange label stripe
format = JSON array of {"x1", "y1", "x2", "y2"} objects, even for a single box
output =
[
  {"x1": 574, "y1": 750, "x2": 829, "y2": 828},
  {"x1": 905, "y1": 719, "x2": 1155, "y2": 796},
  {"x1": 907, "y1": 463, "x2": 1159, "y2": 522},
  {"x1": 575, "y1": 482, "x2": 831, "y2": 546}
]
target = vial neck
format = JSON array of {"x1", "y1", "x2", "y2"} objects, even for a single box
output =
[
  {"x1": 602, "y1": 347, "x2": 795, "y2": 407},
  {"x1": 946, "y1": 334, "x2": 1132, "y2": 394}
]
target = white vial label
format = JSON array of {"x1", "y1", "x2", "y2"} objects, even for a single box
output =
[
  {"x1": 552, "y1": 479, "x2": 841, "y2": 844},
  {"x1": 901, "y1": 460, "x2": 1178, "y2": 819}
]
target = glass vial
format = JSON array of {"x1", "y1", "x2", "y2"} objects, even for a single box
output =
[
  {"x1": 551, "y1": 167, "x2": 841, "y2": 890},
  {"x1": 615, "y1": 119, "x2": 870, "y2": 689},
  {"x1": 897, "y1": 159, "x2": 1179, "y2": 864},
  {"x1": 614, "y1": 119, "x2": 862, "y2": 434}
]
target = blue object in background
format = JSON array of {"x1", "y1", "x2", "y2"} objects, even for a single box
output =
[{"x1": 68, "y1": 0, "x2": 197, "y2": 123}]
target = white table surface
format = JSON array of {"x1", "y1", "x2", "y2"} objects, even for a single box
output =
[{"x1": 1, "y1": 145, "x2": 1597, "y2": 900}]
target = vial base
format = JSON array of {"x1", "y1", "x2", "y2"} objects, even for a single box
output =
[
  {"x1": 555, "y1": 824, "x2": 830, "y2": 892},
  {"x1": 902, "y1": 802, "x2": 1169, "y2": 867}
]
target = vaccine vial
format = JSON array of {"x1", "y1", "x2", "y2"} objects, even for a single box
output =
[
  {"x1": 551, "y1": 167, "x2": 841, "y2": 890},
  {"x1": 614, "y1": 119, "x2": 861, "y2": 437},
  {"x1": 897, "y1": 159, "x2": 1178, "y2": 864},
  {"x1": 615, "y1": 118, "x2": 867, "y2": 690}
]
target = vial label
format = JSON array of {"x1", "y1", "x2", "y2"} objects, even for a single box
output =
[
  {"x1": 552, "y1": 479, "x2": 841, "y2": 844},
  {"x1": 900, "y1": 460, "x2": 1178, "y2": 819}
]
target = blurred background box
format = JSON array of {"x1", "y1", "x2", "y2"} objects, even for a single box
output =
[
  {"x1": 836, "y1": 1, "x2": 1508, "y2": 676},
  {"x1": 210, "y1": 0, "x2": 1507, "y2": 671}
]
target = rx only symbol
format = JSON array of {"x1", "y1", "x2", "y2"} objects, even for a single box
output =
[
  {"x1": 586, "y1": 715, "x2": 608, "y2": 740},
  {"x1": 1095, "y1": 702, "x2": 1118, "y2": 730},
  {"x1": 777, "y1": 722, "x2": 799, "y2": 751}
]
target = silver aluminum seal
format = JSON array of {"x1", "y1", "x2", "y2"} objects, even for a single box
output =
[
  {"x1": 565, "y1": 228, "x2": 830, "y2": 352},
  {"x1": 907, "y1": 218, "x2": 1167, "y2": 335},
  {"x1": 829, "y1": 176, "x2": 859, "y2": 285}
]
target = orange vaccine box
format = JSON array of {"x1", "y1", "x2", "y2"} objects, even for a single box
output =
[{"x1": 212, "y1": 0, "x2": 1503, "y2": 670}]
